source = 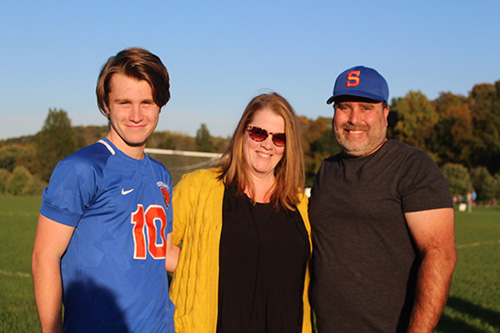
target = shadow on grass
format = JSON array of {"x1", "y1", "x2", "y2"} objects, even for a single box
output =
[{"x1": 437, "y1": 296, "x2": 500, "y2": 332}]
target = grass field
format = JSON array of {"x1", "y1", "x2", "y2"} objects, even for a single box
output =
[
  {"x1": 1, "y1": 196, "x2": 499, "y2": 332},
  {"x1": 0, "y1": 196, "x2": 40, "y2": 332},
  {"x1": 436, "y1": 205, "x2": 500, "y2": 333}
]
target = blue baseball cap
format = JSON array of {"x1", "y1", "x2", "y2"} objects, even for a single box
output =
[{"x1": 326, "y1": 65, "x2": 389, "y2": 104}]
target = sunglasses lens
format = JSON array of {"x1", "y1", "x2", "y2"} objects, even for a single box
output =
[
  {"x1": 248, "y1": 126, "x2": 286, "y2": 146},
  {"x1": 272, "y1": 134, "x2": 286, "y2": 147},
  {"x1": 249, "y1": 127, "x2": 268, "y2": 141}
]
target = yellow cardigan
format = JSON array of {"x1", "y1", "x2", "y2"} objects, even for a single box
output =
[{"x1": 169, "y1": 168, "x2": 312, "y2": 332}]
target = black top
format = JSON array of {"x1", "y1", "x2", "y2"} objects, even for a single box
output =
[
  {"x1": 217, "y1": 183, "x2": 309, "y2": 333},
  {"x1": 309, "y1": 140, "x2": 453, "y2": 332}
]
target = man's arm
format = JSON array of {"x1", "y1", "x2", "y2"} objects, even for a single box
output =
[
  {"x1": 165, "y1": 233, "x2": 180, "y2": 272},
  {"x1": 32, "y1": 214, "x2": 75, "y2": 333},
  {"x1": 405, "y1": 207, "x2": 457, "y2": 333}
]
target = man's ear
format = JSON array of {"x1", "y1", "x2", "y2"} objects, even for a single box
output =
[{"x1": 384, "y1": 106, "x2": 390, "y2": 126}]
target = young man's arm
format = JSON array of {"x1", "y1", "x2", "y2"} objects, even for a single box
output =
[
  {"x1": 32, "y1": 214, "x2": 75, "y2": 333},
  {"x1": 405, "y1": 207, "x2": 457, "y2": 333},
  {"x1": 165, "y1": 233, "x2": 180, "y2": 272}
]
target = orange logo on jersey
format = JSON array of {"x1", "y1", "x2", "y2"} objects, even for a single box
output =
[
  {"x1": 346, "y1": 71, "x2": 361, "y2": 87},
  {"x1": 161, "y1": 187, "x2": 170, "y2": 207}
]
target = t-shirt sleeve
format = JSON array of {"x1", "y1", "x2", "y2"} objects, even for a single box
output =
[
  {"x1": 400, "y1": 150, "x2": 453, "y2": 213},
  {"x1": 40, "y1": 156, "x2": 96, "y2": 227}
]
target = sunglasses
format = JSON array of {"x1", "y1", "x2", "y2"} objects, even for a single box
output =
[{"x1": 246, "y1": 126, "x2": 286, "y2": 147}]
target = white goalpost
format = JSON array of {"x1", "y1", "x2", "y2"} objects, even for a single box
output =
[
  {"x1": 144, "y1": 148, "x2": 222, "y2": 159},
  {"x1": 144, "y1": 148, "x2": 222, "y2": 185}
]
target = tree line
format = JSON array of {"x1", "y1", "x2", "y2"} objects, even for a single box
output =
[{"x1": 1, "y1": 79, "x2": 500, "y2": 204}]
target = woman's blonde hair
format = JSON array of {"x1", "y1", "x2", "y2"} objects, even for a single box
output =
[{"x1": 214, "y1": 92, "x2": 304, "y2": 211}]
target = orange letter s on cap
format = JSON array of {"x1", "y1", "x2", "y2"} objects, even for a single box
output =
[{"x1": 346, "y1": 71, "x2": 360, "y2": 87}]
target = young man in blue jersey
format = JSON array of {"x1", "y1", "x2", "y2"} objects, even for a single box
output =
[{"x1": 32, "y1": 47, "x2": 178, "y2": 332}]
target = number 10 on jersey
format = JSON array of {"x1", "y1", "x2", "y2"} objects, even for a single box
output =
[{"x1": 131, "y1": 204, "x2": 167, "y2": 259}]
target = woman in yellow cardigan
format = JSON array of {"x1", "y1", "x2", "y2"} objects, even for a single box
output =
[{"x1": 169, "y1": 92, "x2": 312, "y2": 332}]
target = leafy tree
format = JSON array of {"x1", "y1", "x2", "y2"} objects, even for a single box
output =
[
  {"x1": 470, "y1": 166, "x2": 496, "y2": 202},
  {"x1": 35, "y1": 108, "x2": 79, "y2": 182},
  {"x1": 494, "y1": 173, "x2": 500, "y2": 200},
  {"x1": 386, "y1": 97, "x2": 401, "y2": 138},
  {"x1": 390, "y1": 91, "x2": 438, "y2": 152},
  {"x1": 169, "y1": 132, "x2": 195, "y2": 151},
  {"x1": 195, "y1": 123, "x2": 215, "y2": 152},
  {"x1": 21, "y1": 175, "x2": 47, "y2": 196},
  {"x1": 441, "y1": 163, "x2": 472, "y2": 197},
  {"x1": 430, "y1": 92, "x2": 474, "y2": 166},
  {"x1": 300, "y1": 116, "x2": 340, "y2": 186},
  {"x1": 15, "y1": 143, "x2": 39, "y2": 175},
  {"x1": 0, "y1": 168, "x2": 11, "y2": 194},
  {"x1": 5, "y1": 166, "x2": 31, "y2": 195},
  {"x1": 212, "y1": 136, "x2": 230, "y2": 153},
  {"x1": 156, "y1": 131, "x2": 195, "y2": 151},
  {"x1": 158, "y1": 131, "x2": 175, "y2": 150},
  {"x1": 74, "y1": 125, "x2": 108, "y2": 147},
  {"x1": 0, "y1": 144, "x2": 27, "y2": 172},
  {"x1": 469, "y1": 83, "x2": 500, "y2": 175},
  {"x1": 0, "y1": 143, "x2": 38, "y2": 176},
  {"x1": 147, "y1": 131, "x2": 165, "y2": 148}
]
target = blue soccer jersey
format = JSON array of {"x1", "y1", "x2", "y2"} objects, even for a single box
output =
[{"x1": 40, "y1": 138, "x2": 175, "y2": 332}]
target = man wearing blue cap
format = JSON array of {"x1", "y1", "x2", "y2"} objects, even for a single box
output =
[{"x1": 309, "y1": 66, "x2": 456, "y2": 332}]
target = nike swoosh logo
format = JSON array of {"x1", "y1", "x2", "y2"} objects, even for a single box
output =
[{"x1": 121, "y1": 188, "x2": 134, "y2": 195}]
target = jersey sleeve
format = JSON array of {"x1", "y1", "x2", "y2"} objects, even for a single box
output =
[{"x1": 40, "y1": 155, "x2": 97, "y2": 227}]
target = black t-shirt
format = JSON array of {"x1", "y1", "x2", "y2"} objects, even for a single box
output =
[
  {"x1": 217, "y1": 183, "x2": 310, "y2": 333},
  {"x1": 309, "y1": 140, "x2": 452, "y2": 332}
]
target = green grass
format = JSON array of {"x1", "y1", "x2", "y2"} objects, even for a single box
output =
[
  {"x1": 436, "y1": 205, "x2": 500, "y2": 333},
  {"x1": 0, "y1": 196, "x2": 41, "y2": 332},
  {"x1": 0, "y1": 196, "x2": 499, "y2": 332}
]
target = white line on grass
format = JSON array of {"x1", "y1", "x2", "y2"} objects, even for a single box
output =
[
  {"x1": 456, "y1": 239, "x2": 500, "y2": 249},
  {"x1": 1, "y1": 241, "x2": 498, "y2": 280},
  {"x1": 0, "y1": 269, "x2": 31, "y2": 278}
]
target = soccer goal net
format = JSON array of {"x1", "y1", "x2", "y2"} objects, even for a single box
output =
[{"x1": 145, "y1": 148, "x2": 222, "y2": 186}]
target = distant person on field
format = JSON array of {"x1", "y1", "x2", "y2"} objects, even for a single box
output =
[
  {"x1": 309, "y1": 65, "x2": 457, "y2": 332},
  {"x1": 32, "y1": 47, "x2": 177, "y2": 332},
  {"x1": 467, "y1": 191, "x2": 473, "y2": 213},
  {"x1": 169, "y1": 92, "x2": 312, "y2": 332}
]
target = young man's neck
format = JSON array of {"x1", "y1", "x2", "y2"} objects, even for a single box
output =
[{"x1": 106, "y1": 134, "x2": 146, "y2": 160}]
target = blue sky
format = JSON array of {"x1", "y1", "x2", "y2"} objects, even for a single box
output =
[{"x1": 1, "y1": 0, "x2": 499, "y2": 140}]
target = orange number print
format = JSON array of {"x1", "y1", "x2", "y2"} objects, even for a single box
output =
[
  {"x1": 145, "y1": 205, "x2": 167, "y2": 258},
  {"x1": 131, "y1": 204, "x2": 167, "y2": 259}
]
